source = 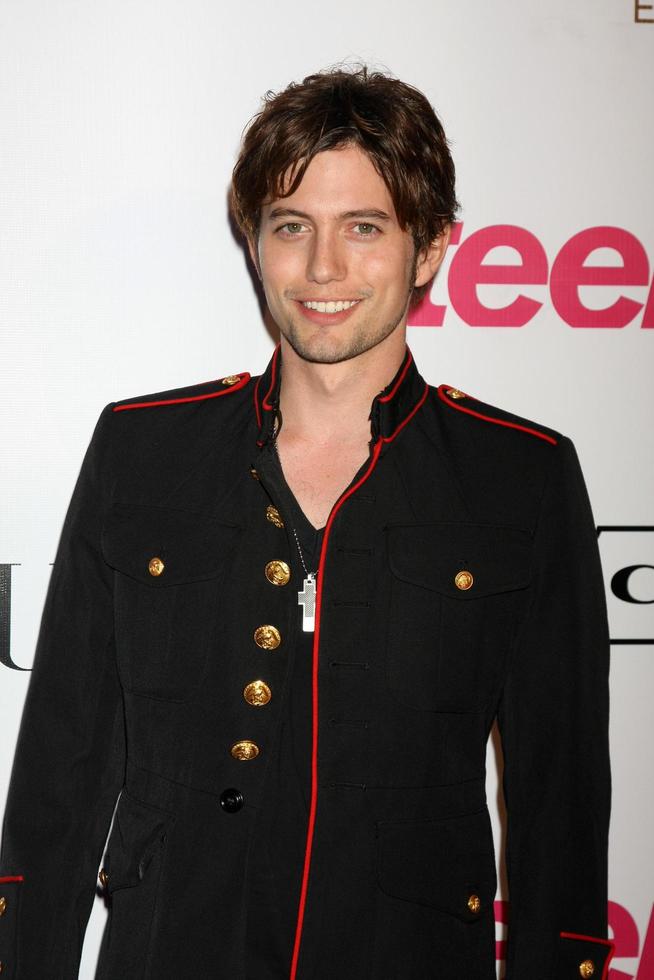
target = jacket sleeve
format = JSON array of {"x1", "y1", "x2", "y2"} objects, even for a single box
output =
[
  {"x1": 497, "y1": 435, "x2": 613, "y2": 979},
  {"x1": 0, "y1": 404, "x2": 125, "y2": 979}
]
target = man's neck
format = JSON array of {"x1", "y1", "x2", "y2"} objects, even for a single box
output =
[{"x1": 277, "y1": 331, "x2": 407, "y2": 445}]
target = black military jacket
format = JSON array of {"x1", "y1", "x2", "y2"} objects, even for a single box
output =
[{"x1": 0, "y1": 347, "x2": 613, "y2": 979}]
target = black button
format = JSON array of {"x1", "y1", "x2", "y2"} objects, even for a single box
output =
[{"x1": 220, "y1": 787, "x2": 244, "y2": 813}]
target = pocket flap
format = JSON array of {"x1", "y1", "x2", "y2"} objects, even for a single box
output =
[
  {"x1": 376, "y1": 809, "x2": 497, "y2": 921},
  {"x1": 556, "y1": 933, "x2": 615, "y2": 977},
  {"x1": 101, "y1": 504, "x2": 241, "y2": 587},
  {"x1": 102, "y1": 792, "x2": 174, "y2": 893},
  {"x1": 386, "y1": 522, "x2": 531, "y2": 598}
]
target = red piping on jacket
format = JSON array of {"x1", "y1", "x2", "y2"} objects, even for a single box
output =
[
  {"x1": 0, "y1": 876, "x2": 24, "y2": 883},
  {"x1": 559, "y1": 932, "x2": 615, "y2": 980},
  {"x1": 289, "y1": 437, "x2": 384, "y2": 980},
  {"x1": 253, "y1": 375, "x2": 263, "y2": 430},
  {"x1": 112, "y1": 373, "x2": 251, "y2": 412},
  {"x1": 377, "y1": 348, "x2": 414, "y2": 403},
  {"x1": 255, "y1": 345, "x2": 281, "y2": 445},
  {"x1": 383, "y1": 383, "x2": 429, "y2": 443},
  {"x1": 436, "y1": 384, "x2": 558, "y2": 445},
  {"x1": 262, "y1": 345, "x2": 280, "y2": 412}
]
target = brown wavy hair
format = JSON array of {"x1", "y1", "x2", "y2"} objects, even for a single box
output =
[{"x1": 230, "y1": 65, "x2": 459, "y2": 303}]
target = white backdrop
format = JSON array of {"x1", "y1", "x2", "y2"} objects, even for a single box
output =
[{"x1": 1, "y1": 1, "x2": 652, "y2": 976}]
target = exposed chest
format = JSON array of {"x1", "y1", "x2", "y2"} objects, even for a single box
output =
[{"x1": 275, "y1": 438, "x2": 372, "y2": 529}]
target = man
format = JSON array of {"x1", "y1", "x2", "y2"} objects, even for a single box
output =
[{"x1": 0, "y1": 67, "x2": 611, "y2": 979}]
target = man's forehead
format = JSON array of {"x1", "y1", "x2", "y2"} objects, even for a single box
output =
[{"x1": 262, "y1": 146, "x2": 397, "y2": 219}]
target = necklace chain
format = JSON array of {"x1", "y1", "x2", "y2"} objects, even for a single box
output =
[
  {"x1": 272, "y1": 437, "x2": 317, "y2": 577},
  {"x1": 291, "y1": 525, "x2": 314, "y2": 578},
  {"x1": 271, "y1": 436, "x2": 319, "y2": 632}
]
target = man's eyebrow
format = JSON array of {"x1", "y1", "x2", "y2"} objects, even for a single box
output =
[
  {"x1": 341, "y1": 209, "x2": 392, "y2": 222},
  {"x1": 267, "y1": 207, "x2": 392, "y2": 222},
  {"x1": 267, "y1": 208, "x2": 311, "y2": 221}
]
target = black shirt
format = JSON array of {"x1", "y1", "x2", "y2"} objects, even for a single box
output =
[{"x1": 244, "y1": 450, "x2": 324, "y2": 978}]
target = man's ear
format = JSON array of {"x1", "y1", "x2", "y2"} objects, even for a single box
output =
[
  {"x1": 414, "y1": 225, "x2": 451, "y2": 288},
  {"x1": 247, "y1": 236, "x2": 263, "y2": 281}
]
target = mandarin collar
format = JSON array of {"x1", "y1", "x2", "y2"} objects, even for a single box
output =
[{"x1": 253, "y1": 344, "x2": 428, "y2": 448}]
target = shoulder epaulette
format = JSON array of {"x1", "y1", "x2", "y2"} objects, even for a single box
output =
[
  {"x1": 436, "y1": 384, "x2": 558, "y2": 446},
  {"x1": 112, "y1": 372, "x2": 251, "y2": 412}
]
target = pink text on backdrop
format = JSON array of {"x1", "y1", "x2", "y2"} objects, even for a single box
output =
[{"x1": 410, "y1": 223, "x2": 653, "y2": 328}]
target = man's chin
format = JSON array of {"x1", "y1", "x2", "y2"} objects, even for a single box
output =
[
  {"x1": 278, "y1": 317, "x2": 404, "y2": 366},
  {"x1": 283, "y1": 333, "x2": 372, "y2": 365}
]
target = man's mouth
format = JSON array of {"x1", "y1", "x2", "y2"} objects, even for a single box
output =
[{"x1": 300, "y1": 299, "x2": 361, "y2": 314}]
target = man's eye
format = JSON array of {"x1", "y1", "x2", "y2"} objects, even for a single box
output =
[
  {"x1": 354, "y1": 223, "x2": 378, "y2": 236},
  {"x1": 279, "y1": 222, "x2": 305, "y2": 234}
]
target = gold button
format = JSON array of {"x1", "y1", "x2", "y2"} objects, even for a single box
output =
[
  {"x1": 0, "y1": 897, "x2": 5, "y2": 917},
  {"x1": 265, "y1": 505, "x2": 284, "y2": 528},
  {"x1": 250, "y1": 467, "x2": 259, "y2": 480},
  {"x1": 230, "y1": 740, "x2": 259, "y2": 761},
  {"x1": 148, "y1": 557, "x2": 165, "y2": 577},
  {"x1": 579, "y1": 961, "x2": 595, "y2": 979},
  {"x1": 265, "y1": 560, "x2": 291, "y2": 586},
  {"x1": 254, "y1": 625, "x2": 281, "y2": 650},
  {"x1": 243, "y1": 679, "x2": 272, "y2": 706},
  {"x1": 467, "y1": 894, "x2": 481, "y2": 914},
  {"x1": 455, "y1": 570, "x2": 474, "y2": 591},
  {"x1": 221, "y1": 375, "x2": 240, "y2": 386},
  {"x1": 447, "y1": 387, "x2": 466, "y2": 399},
  {"x1": 98, "y1": 868, "x2": 108, "y2": 888}
]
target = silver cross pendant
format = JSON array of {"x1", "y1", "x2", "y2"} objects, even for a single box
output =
[{"x1": 298, "y1": 573, "x2": 317, "y2": 632}]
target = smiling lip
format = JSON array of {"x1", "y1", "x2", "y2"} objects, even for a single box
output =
[
  {"x1": 294, "y1": 299, "x2": 362, "y2": 326},
  {"x1": 300, "y1": 299, "x2": 361, "y2": 314}
]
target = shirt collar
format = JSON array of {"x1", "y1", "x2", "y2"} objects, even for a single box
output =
[{"x1": 253, "y1": 344, "x2": 428, "y2": 447}]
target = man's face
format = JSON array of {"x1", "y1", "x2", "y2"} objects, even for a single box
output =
[{"x1": 251, "y1": 144, "x2": 444, "y2": 365}]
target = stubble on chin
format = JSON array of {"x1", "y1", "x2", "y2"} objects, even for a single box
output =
[
  {"x1": 281, "y1": 323, "x2": 383, "y2": 365},
  {"x1": 278, "y1": 291, "x2": 413, "y2": 366}
]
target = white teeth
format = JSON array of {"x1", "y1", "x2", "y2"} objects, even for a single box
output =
[{"x1": 302, "y1": 300, "x2": 360, "y2": 313}]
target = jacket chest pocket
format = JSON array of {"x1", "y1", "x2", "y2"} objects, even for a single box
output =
[
  {"x1": 102, "y1": 504, "x2": 241, "y2": 702},
  {"x1": 384, "y1": 522, "x2": 531, "y2": 712}
]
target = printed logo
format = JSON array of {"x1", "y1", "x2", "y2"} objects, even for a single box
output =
[
  {"x1": 409, "y1": 223, "x2": 653, "y2": 329},
  {"x1": 633, "y1": 0, "x2": 654, "y2": 23},
  {"x1": 598, "y1": 527, "x2": 654, "y2": 645},
  {"x1": 0, "y1": 565, "x2": 28, "y2": 671}
]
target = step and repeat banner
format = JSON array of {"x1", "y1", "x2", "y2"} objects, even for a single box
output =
[{"x1": 1, "y1": 0, "x2": 652, "y2": 976}]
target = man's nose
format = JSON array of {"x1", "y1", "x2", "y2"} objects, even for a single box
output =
[{"x1": 305, "y1": 229, "x2": 346, "y2": 284}]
